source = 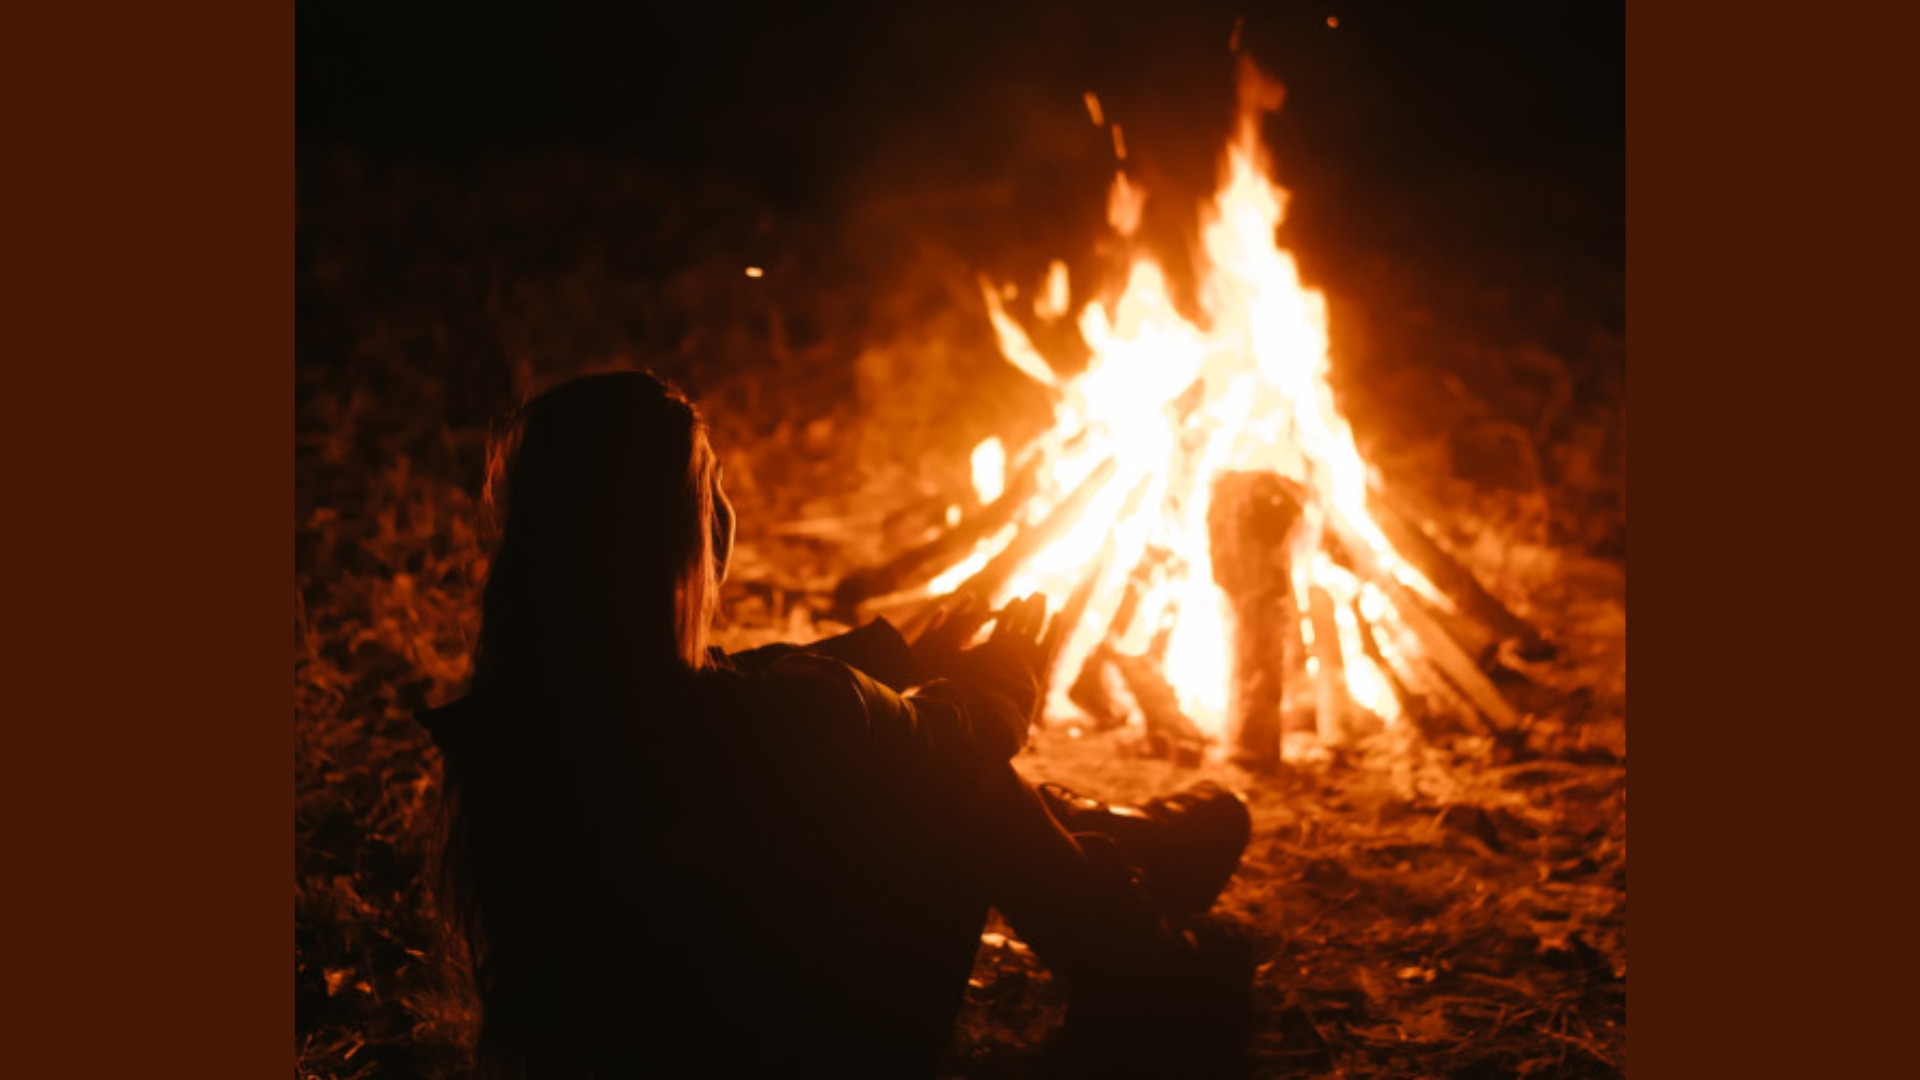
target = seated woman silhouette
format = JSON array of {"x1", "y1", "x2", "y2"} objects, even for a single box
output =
[{"x1": 419, "y1": 371, "x2": 1252, "y2": 1078}]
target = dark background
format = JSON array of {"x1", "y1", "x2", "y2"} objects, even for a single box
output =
[
  {"x1": 296, "y1": 0, "x2": 1622, "y2": 304},
  {"x1": 294, "y1": 1, "x2": 1621, "y2": 193},
  {"x1": 296, "y1": 0, "x2": 1624, "y2": 554}
]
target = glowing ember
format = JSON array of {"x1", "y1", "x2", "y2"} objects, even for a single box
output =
[
  {"x1": 971, "y1": 437, "x2": 1007, "y2": 505},
  {"x1": 920, "y1": 59, "x2": 1476, "y2": 751},
  {"x1": 1082, "y1": 91, "x2": 1106, "y2": 128},
  {"x1": 1035, "y1": 260, "x2": 1071, "y2": 322}
]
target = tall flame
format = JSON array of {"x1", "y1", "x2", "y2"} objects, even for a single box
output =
[{"x1": 945, "y1": 60, "x2": 1448, "y2": 742}]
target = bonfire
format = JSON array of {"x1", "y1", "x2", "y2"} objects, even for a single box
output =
[{"x1": 836, "y1": 59, "x2": 1551, "y2": 769}]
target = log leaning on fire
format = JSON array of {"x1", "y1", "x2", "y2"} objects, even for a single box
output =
[
  {"x1": 950, "y1": 457, "x2": 1120, "y2": 603},
  {"x1": 1367, "y1": 489, "x2": 1554, "y2": 663},
  {"x1": 1111, "y1": 647, "x2": 1209, "y2": 752},
  {"x1": 1063, "y1": 548, "x2": 1169, "y2": 731},
  {"x1": 1207, "y1": 470, "x2": 1306, "y2": 771},
  {"x1": 831, "y1": 459, "x2": 1041, "y2": 616},
  {"x1": 1327, "y1": 521, "x2": 1524, "y2": 734}
]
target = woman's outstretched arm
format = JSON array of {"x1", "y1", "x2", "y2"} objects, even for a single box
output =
[
  {"x1": 756, "y1": 645, "x2": 1037, "y2": 783},
  {"x1": 744, "y1": 594, "x2": 1051, "y2": 793},
  {"x1": 721, "y1": 617, "x2": 916, "y2": 690}
]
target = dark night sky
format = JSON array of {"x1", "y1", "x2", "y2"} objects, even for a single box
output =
[
  {"x1": 296, "y1": 2, "x2": 1622, "y2": 214},
  {"x1": 297, "y1": 1, "x2": 1623, "y2": 366}
]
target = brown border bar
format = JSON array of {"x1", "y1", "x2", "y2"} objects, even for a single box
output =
[
  {"x1": 1634, "y1": 1, "x2": 1919, "y2": 1075},
  {"x1": 1, "y1": 1, "x2": 284, "y2": 1075}
]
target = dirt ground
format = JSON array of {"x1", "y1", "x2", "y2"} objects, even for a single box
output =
[{"x1": 295, "y1": 139, "x2": 1624, "y2": 1077}]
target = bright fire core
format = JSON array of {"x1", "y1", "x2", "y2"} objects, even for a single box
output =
[{"x1": 925, "y1": 62, "x2": 1455, "y2": 746}]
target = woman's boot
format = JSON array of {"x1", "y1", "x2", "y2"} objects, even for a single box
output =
[{"x1": 1037, "y1": 780, "x2": 1252, "y2": 913}]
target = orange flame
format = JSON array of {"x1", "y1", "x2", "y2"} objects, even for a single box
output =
[
  {"x1": 943, "y1": 59, "x2": 1450, "y2": 745},
  {"x1": 971, "y1": 437, "x2": 1007, "y2": 505}
]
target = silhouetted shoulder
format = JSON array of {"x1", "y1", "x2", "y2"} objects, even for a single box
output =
[
  {"x1": 730, "y1": 647, "x2": 897, "y2": 760},
  {"x1": 721, "y1": 618, "x2": 915, "y2": 688}
]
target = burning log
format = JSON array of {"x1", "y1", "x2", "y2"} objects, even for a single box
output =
[
  {"x1": 1110, "y1": 645, "x2": 1209, "y2": 760},
  {"x1": 1352, "y1": 600, "x2": 1475, "y2": 737},
  {"x1": 1367, "y1": 489, "x2": 1554, "y2": 662},
  {"x1": 1348, "y1": 600, "x2": 1420, "y2": 723},
  {"x1": 1304, "y1": 584, "x2": 1361, "y2": 747},
  {"x1": 1064, "y1": 548, "x2": 1168, "y2": 730},
  {"x1": 1033, "y1": 513, "x2": 1129, "y2": 722},
  {"x1": 1095, "y1": 541, "x2": 1176, "y2": 647},
  {"x1": 1376, "y1": 577, "x2": 1522, "y2": 733},
  {"x1": 950, "y1": 457, "x2": 1119, "y2": 602},
  {"x1": 1040, "y1": 473, "x2": 1151, "y2": 663},
  {"x1": 1037, "y1": 476, "x2": 1153, "y2": 729},
  {"x1": 1207, "y1": 470, "x2": 1306, "y2": 771},
  {"x1": 830, "y1": 458, "x2": 1040, "y2": 616},
  {"x1": 1066, "y1": 645, "x2": 1128, "y2": 731},
  {"x1": 1278, "y1": 605, "x2": 1316, "y2": 738},
  {"x1": 1040, "y1": 544, "x2": 1108, "y2": 671},
  {"x1": 1312, "y1": 514, "x2": 1524, "y2": 734}
]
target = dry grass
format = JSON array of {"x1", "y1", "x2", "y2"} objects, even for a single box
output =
[{"x1": 295, "y1": 145, "x2": 1624, "y2": 1078}]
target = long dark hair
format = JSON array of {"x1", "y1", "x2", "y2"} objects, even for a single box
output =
[
  {"x1": 477, "y1": 370, "x2": 720, "y2": 690},
  {"x1": 435, "y1": 370, "x2": 722, "y2": 1075}
]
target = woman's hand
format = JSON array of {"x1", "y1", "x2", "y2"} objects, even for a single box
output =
[
  {"x1": 905, "y1": 592, "x2": 1052, "y2": 761},
  {"x1": 970, "y1": 592, "x2": 1051, "y2": 683},
  {"x1": 964, "y1": 593, "x2": 1052, "y2": 751},
  {"x1": 913, "y1": 591, "x2": 1051, "y2": 684},
  {"x1": 908, "y1": 592, "x2": 990, "y2": 684}
]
